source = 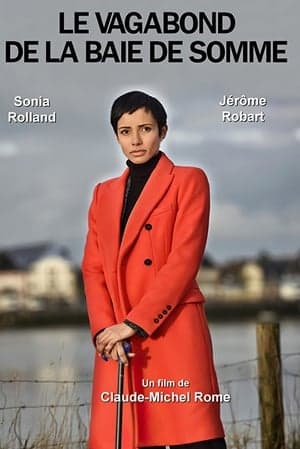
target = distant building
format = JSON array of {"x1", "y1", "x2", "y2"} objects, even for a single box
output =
[
  {"x1": 217, "y1": 251, "x2": 300, "y2": 302},
  {"x1": 217, "y1": 259, "x2": 265, "y2": 301},
  {"x1": 0, "y1": 242, "x2": 79, "y2": 311},
  {"x1": 279, "y1": 274, "x2": 300, "y2": 301},
  {"x1": 197, "y1": 255, "x2": 221, "y2": 299},
  {"x1": 257, "y1": 251, "x2": 300, "y2": 300},
  {"x1": 241, "y1": 263, "x2": 265, "y2": 300},
  {"x1": 27, "y1": 255, "x2": 78, "y2": 306},
  {"x1": 198, "y1": 258, "x2": 266, "y2": 301},
  {"x1": 0, "y1": 271, "x2": 27, "y2": 311}
]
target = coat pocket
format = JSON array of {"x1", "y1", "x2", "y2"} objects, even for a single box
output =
[{"x1": 149, "y1": 203, "x2": 174, "y2": 217}]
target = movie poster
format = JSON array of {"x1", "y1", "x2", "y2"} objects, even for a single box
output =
[{"x1": 0, "y1": 1, "x2": 299, "y2": 448}]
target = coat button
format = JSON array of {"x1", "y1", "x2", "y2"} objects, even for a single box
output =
[
  {"x1": 154, "y1": 318, "x2": 159, "y2": 324},
  {"x1": 158, "y1": 314, "x2": 163, "y2": 319},
  {"x1": 166, "y1": 305, "x2": 172, "y2": 310},
  {"x1": 163, "y1": 309, "x2": 168, "y2": 315},
  {"x1": 144, "y1": 258, "x2": 152, "y2": 266},
  {"x1": 145, "y1": 223, "x2": 152, "y2": 230}
]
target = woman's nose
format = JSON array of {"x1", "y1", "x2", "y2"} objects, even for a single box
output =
[{"x1": 131, "y1": 130, "x2": 142, "y2": 145}]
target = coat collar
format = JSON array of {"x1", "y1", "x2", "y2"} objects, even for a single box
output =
[{"x1": 100, "y1": 152, "x2": 174, "y2": 267}]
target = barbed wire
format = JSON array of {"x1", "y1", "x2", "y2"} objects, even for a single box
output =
[
  {"x1": 0, "y1": 352, "x2": 298, "y2": 385},
  {"x1": 1, "y1": 372, "x2": 297, "y2": 385},
  {"x1": 5, "y1": 439, "x2": 267, "y2": 449},
  {"x1": 3, "y1": 406, "x2": 296, "y2": 419},
  {"x1": 0, "y1": 379, "x2": 92, "y2": 384},
  {"x1": 216, "y1": 356, "x2": 258, "y2": 369},
  {"x1": 283, "y1": 369, "x2": 300, "y2": 378},
  {"x1": 286, "y1": 413, "x2": 300, "y2": 419},
  {"x1": 223, "y1": 417, "x2": 260, "y2": 425},
  {"x1": 220, "y1": 376, "x2": 258, "y2": 384},
  {"x1": 0, "y1": 403, "x2": 90, "y2": 411},
  {"x1": 0, "y1": 352, "x2": 297, "y2": 449},
  {"x1": 13, "y1": 440, "x2": 88, "y2": 448},
  {"x1": 0, "y1": 351, "x2": 298, "y2": 447},
  {"x1": 42, "y1": 442, "x2": 87, "y2": 448},
  {"x1": 282, "y1": 352, "x2": 300, "y2": 359}
]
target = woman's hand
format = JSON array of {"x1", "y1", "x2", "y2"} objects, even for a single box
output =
[
  {"x1": 96, "y1": 323, "x2": 136, "y2": 356},
  {"x1": 109, "y1": 341, "x2": 135, "y2": 365}
]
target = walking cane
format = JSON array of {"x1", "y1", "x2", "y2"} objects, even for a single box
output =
[{"x1": 115, "y1": 341, "x2": 131, "y2": 449}]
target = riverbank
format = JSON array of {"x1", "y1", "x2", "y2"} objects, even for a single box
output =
[{"x1": 0, "y1": 299, "x2": 299, "y2": 329}]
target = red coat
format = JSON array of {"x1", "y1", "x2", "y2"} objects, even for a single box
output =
[{"x1": 82, "y1": 153, "x2": 225, "y2": 449}]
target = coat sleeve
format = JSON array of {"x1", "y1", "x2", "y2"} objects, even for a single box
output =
[
  {"x1": 125, "y1": 168, "x2": 210, "y2": 336},
  {"x1": 81, "y1": 184, "x2": 116, "y2": 343}
]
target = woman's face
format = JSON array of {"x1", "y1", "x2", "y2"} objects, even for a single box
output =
[{"x1": 116, "y1": 107, "x2": 167, "y2": 164}]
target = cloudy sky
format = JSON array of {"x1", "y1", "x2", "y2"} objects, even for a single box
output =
[{"x1": 0, "y1": 0, "x2": 299, "y2": 264}]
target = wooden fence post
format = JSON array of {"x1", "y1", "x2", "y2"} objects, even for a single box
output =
[{"x1": 256, "y1": 321, "x2": 285, "y2": 449}]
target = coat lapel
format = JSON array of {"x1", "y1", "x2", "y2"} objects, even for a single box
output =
[
  {"x1": 119, "y1": 153, "x2": 174, "y2": 259},
  {"x1": 98, "y1": 167, "x2": 129, "y2": 271}
]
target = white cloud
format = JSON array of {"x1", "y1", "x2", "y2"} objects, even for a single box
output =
[
  {"x1": 0, "y1": 141, "x2": 19, "y2": 158},
  {"x1": 211, "y1": 202, "x2": 300, "y2": 239},
  {"x1": 223, "y1": 129, "x2": 267, "y2": 146},
  {"x1": 294, "y1": 128, "x2": 300, "y2": 142},
  {"x1": 168, "y1": 130, "x2": 204, "y2": 146},
  {"x1": 169, "y1": 126, "x2": 295, "y2": 150},
  {"x1": 212, "y1": 128, "x2": 294, "y2": 149}
]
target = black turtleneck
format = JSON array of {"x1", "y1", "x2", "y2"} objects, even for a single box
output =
[{"x1": 120, "y1": 151, "x2": 162, "y2": 239}]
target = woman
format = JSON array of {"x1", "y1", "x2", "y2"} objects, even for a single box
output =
[{"x1": 82, "y1": 91, "x2": 226, "y2": 449}]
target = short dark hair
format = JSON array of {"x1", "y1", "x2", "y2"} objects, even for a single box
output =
[{"x1": 110, "y1": 91, "x2": 167, "y2": 136}]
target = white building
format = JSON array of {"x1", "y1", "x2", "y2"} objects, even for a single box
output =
[
  {"x1": 27, "y1": 255, "x2": 77, "y2": 305},
  {"x1": 0, "y1": 242, "x2": 79, "y2": 310}
]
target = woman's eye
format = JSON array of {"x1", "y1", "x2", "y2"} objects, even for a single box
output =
[
  {"x1": 120, "y1": 129, "x2": 129, "y2": 135},
  {"x1": 142, "y1": 126, "x2": 152, "y2": 132}
]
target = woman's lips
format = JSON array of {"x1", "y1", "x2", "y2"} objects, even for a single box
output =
[{"x1": 131, "y1": 150, "x2": 146, "y2": 156}]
